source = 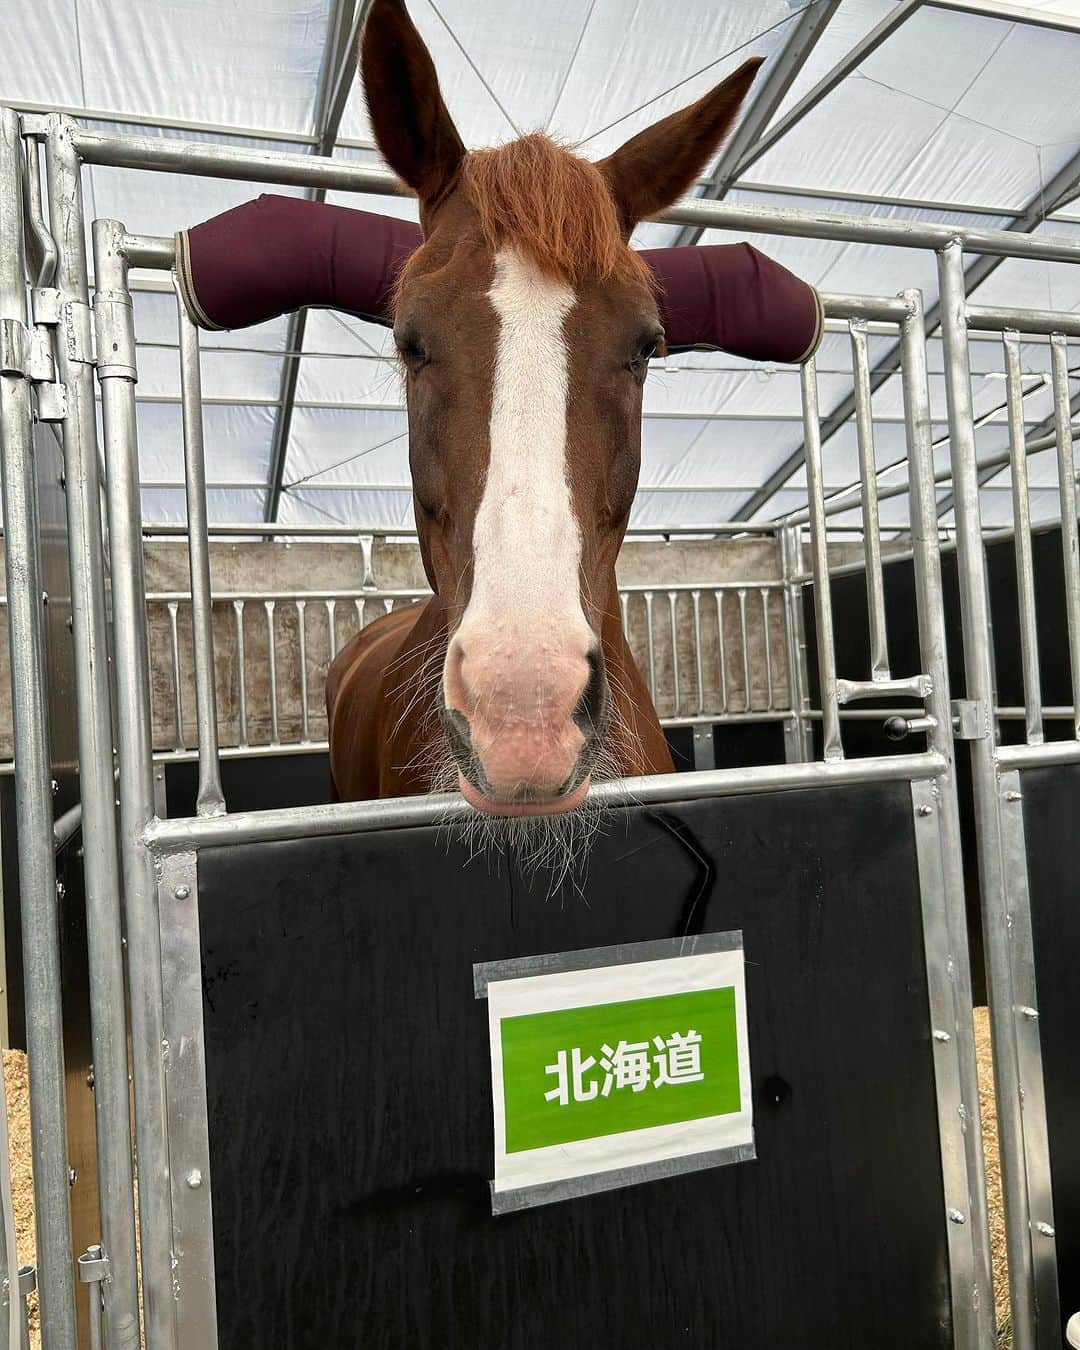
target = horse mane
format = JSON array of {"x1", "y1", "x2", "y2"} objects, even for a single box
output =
[{"x1": 460, "y1": 133, "x2": 652, "y2": 287}]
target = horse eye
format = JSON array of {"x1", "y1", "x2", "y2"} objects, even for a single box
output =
[
  {"x1": 395, "y1": 331, "x2": 429, "y2": 367},
  {"x1": 629, "y1": 337, "x2": 659, "y2": 373}
]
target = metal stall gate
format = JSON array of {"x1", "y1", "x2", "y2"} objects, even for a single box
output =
[{"x1": 0, "y1": 105, "x2": 1078, "y2": 1350}]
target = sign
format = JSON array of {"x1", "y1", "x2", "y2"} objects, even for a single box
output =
[{"x1": 474, "y1": 933, "x2": 753, "y2": 1213}]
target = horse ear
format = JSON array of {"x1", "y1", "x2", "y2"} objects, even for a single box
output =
[
  {"x1": 597, "y1": 57, "x2": 764, "y2": 232},
  {"x1": 360, "y1": 0, "x2": 465, "y2": 211}
]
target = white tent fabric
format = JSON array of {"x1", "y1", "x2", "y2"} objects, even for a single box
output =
[{"x1": 4, "y1": 0, "x2": 1080, "y2": 534}]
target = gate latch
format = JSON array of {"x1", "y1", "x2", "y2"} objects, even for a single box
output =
[{"x1": 951, "y1": 699, "x2": 989, "y2": 740}]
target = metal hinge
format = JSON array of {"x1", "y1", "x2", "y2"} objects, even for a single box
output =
[
  {"x1": 27, "y1": 288, "x2": 69, "y2": 419},
  {"x1": 951, "y1": 698, "x2": 989, "y2": 740},
  {"x1": 0, "y1": 318, "x2": 27, "y2": 376}
]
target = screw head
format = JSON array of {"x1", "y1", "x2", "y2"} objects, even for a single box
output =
[
  {"x1": 50, "y1": 779, "x2": 59, "y2": 795},
  {"x1": 55, "y1": 881, "x2": 65, "y2": 901},
  {"x1": 1035, "y1": 1221, "x2": 1055, "y2": 1237},
  {"x1": 933, "y1": 1029, "x2": 952, "y2": 1043},
  {"x1": 1005, "y1": 790, "x2": 1021, "y2": 802},
  {"x1": 68, "y1": 1168, "x2": 77, "y2": 1187},
  {"x1": 917, "y1": 804, "x2": 933, "y2": 817},
  {"x1": 186, "y1": 1170, "x2": 202, "y2": 1190},
  {"x1": 948, "y1": 1209, "x2": 966, "y2": 1225},
  {"x1": 174, "y1": 885, "x2": 190, "y2": 901}
]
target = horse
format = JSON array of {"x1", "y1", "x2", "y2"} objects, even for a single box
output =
[{"x1": 327, "y1": 0, "x2": 761, "y2": 821}]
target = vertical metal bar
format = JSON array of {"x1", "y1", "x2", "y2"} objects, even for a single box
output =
[
  {"x1": 1003, "y1": 330, "x2": 1044, "y2": 745},
  {"x1": 779, "y1": 525, "x2": 813, "y2": 762},
  {"x1": 801, "y1": 357, "x2": 843, "y2": 760},
  {"x1": 761, "y1": 588, "x2": 774, "y2": 710},
  {"x1": 325, "y1": 597, "x2": 337, "y2": 659},
  {"x1": 737, "y1": 587, "x2": 751, "y2": 712},
  {"x1": 618, "y1": 591, "x2": 629, "y2": 637},
  {"x1": 901, "y1": 287, "x2": 995, "y2": 1350},
  {"x1": 667, "y1": 590, "x2": 680, "y2": 716},
  {"x1": 17, "y1": 1269, "x2": 34, "y2": 1350},
  {"x1": 297, "y1": 599, "x2": 310, "y2": 743},
  {"x1": 938, "y1": 243, "x2": 1053, "y2": 1350},
  {"x1": 1051, "y1": 333, "x2": 1080, "y2": 737},
  {"x1": 265, "y1": 600, "x2": 279, "y2": 745},
  {"x1": 353, "y1": 597, "x2": 364, "y2": 630},
  {"x1": 691, "y1": 590, "x2": 704, "y2": 716},
  {"x1": 91, "y1": 214, "x2": 179, "y2": 1350},
  {"x1": 82, "y1": 220, "x2": 152, "y2": 1350},
  {"x1": 232, "y1": 600, "x2": 247, "y2": 747},
  {"x1": 643, "y1": 591, "x2": 657, "y2": 702},
  {"x1": 37, "y1": 113, "x2": 106, "y2": 1350},
  {"x1": 0, "y1": 110, "x2": 71, "y2": 1350},
  {"x1": 850, "y1": 321, "x2": 891, "y2": 680},
  {"x1": 714, "y1": 590, "x2": 728, "y2": 711},
  {"x1": 173, "y1": 286, "x2": 224, "y2": 814},
  {"x1": 167, "y1": 601, "x2": 183, "y2": 750}
]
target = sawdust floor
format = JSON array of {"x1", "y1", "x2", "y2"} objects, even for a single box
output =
[{"x1": 3, "y1": 1009, "x2": 1011, "y2": 1349}]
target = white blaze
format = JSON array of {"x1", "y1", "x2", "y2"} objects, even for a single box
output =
[{"x1": 464, "y1": 248, "x2": 588, "y2": 640}]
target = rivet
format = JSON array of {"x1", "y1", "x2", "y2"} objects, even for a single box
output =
[
  {"x1": 68, "y1": 1169, "x2": 77, "y2": 1187},
  {"x1": 948, "y1": 1209, "x2": 966, "y2": 1225},
  {"x1": 933, "y1": 1029, "x2": 951, "y2": 1043},
  {"x1": 174, "y1": 885, "x2": 190, "y2": 901},
  {"x1": 55, "y1": 881, "x2": 65, "y2": 901},
  {"x1": 1035, "y1": 1221, "x2": 1055, "y2": 1237},
  {"x1": 917, "y1": 804, "x2": 933, "y2": 817},
  {"x1": 1019, "y1": 1005, "x2": 1039, "y2": 1020},
  {"x1": 86, "y1": 1066, "x2": 95, "y2": 1090},
  {"x1": 186, "y1": 1170, "x2": 202, "y2": 1190},
  {"x1": 50, "y1": 779, "x2": 59, "y2": 795},
  {"x1": 1005, "y1": 790, "x2": 1021, "y2": 802}
]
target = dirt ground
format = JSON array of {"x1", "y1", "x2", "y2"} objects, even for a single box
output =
[{"x1": 3, "y1": 1009, "x2": 1011, "y2": 1349}]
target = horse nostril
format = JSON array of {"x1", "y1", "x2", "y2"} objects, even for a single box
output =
[
  {"x1": 441, "y1": 706, "x2": 473, "y2": 762},
  {"x1": 573, "y1": 648, "x2": 608, "y2": 736}
]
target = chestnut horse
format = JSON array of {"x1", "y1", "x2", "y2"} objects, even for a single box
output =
[{"x1": 328, "y1": 0, "x2": 761, "y2": 819}]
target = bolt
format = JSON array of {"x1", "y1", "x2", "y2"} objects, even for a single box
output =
[
  {"x1": 1019, "y1": 1005, "x2": 1039, "y2": 1020},
  {"x1": 55, "y1": 880, "x2": 65, "y2": 901},
  {"x1": 50, "y1": 779, "x2": 59, "y2": 795},
  {"x1": 948, "y1": 1209, "x2": 966, "y2": 1225},
  {"x1": 68, "y1": 1169, "x2": 77, "y2": 1187},
  {"x1": 86, "y1": 1066, "x2": 95, "y2": 1089},
  {"x1": 186, "y1": 1170, "x2": 202, "y2": 1190},
  {"x1": 917, "y1": 804, "x2": 933, "y2": 817},
  {"x1": 174, "y1": 885, "x2": 190, "y2": 901},
  {"x1": 1035, "y1": 1221, "x2": 1055, "y2": 1237},
  {"x1": 1005, "y1": 790, "x2": 1021, "y2": 802},
  {"x1": 933, "y1": 1030, "x2": 952, "y2": 1043},
  {"x1": 41, "y1": 591, "x2": 48, "y2": 606}
]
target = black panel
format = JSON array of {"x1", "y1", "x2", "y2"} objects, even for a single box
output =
[
  {"x1": 199, "y1": 783, "x2": 950, "y2": 1350},
  {"x1": 1020, "y1": 762, "x2": 1080, "y2": 1340},
  {"x1": 163, "y1": 751, "x2": 334, "y2": 818}
]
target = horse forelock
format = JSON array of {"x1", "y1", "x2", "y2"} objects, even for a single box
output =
[{"x1": 460, "y1": 134, "x2": 651, "y2": 287}]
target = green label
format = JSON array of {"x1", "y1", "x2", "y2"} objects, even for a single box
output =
[{"x1": 500, "y1": 987, "x2": 740, "y2": 1154}]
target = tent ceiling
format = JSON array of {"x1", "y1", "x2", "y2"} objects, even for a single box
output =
[{"x1": 5, "y1": 0, "x2": 1080, "y2": 534}]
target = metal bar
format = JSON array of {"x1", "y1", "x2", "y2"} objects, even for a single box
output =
[
  {"x1": 667, "y1": 591, "x2": 680, "y2": 716},
  {"x1": 737, "y1": 588, "x2": 751, "y2": 712},
  {"x1": 779, "y1": 525, "x2": 813, "y2": 761},
  {"x1": 17, "y1": 1268, "x2": 34, "y2": 1350},
  {"x1": 801, "y1": 358, "x2": 842, "y2": 759},
  {"x1": 850, "y1": 322, "x2": 890, "y2": 679},
  {"x1": 967, "y1": 303, "x2": 1080, "y2": 338},
  {"x1": 714, "y1": 591, "x2": 728, "y2": 711},
  {"x1": 167, "y1": 601, "x2": 184, "y2": 750},
  {"x1": 937, "y1": 241, "x2": 1049, "y2": 1350},
  {"x1": 644, "y1": 591, "x2": 657, "y2": 702},
  {"x1": 90, "y1": 210, "x2": 179, "y2": 1350},
  {"x1": 760, "y1": 588, "x2": 774, "y2": 710},
  {"x1": 265, "y1": 601, "x2": 280, "y2": 745},
  {"x1": 69, "y1": 125, "x2": 1080, "y2": 261},
  {"x1": 1002, "y1": 331, "x2": 1044, "y2": 745},
  {"x1": 145, "y1": 751, "x2": 948, "y2": 853},
  {"x1": 297, "y1": 599, "x2": 310, "y2": 742},
  {"x1": 836, "y1": 674, "x2": 930, "y2": 704},
  {"x1": 691, "y1": 590, "x2": 704, "y2": 716},
  {"x1": 325, "y1": 597, "x2": 337, "y2": 660},
  {"x1": 174, "y1": 285, "x2": 225, "y2": 815},
  {"x1": 899, "y1": 286, "x2": 995, "y2": 1347},
  {"x1": 0, "y1": 112, "x2": 75, "y2": 1348},
  {"x1": 140, "y1": 522, "x2": 783, "y2": 539},
  {"x1": 928, "y1": 0, "x2": 1080, "y2": 34},
  {"x1": 233, "y1": 600, "x2": 248, "y2": 747},
  {"x1": 673, "y1": 0, "x2": 842, "y2": 246},
  {"x1": 996, "y1": 738, "x2": 1080, "y2": 768},
  {"x1": 1051, "y1": 334, "x2": 1080, "y2": 738},
  {"x1": 39, "y1": 113, "x2": 111, "y2": 1350}
]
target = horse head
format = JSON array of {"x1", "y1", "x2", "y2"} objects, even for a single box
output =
[{"x1": 361, "y1": 0, "x2": 761, "y2": 815}]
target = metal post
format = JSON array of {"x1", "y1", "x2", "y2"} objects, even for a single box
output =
[
  {"x1": 1003, "y1": 331, "x2": 1044, "y2": 745},
  {"x1": 91, "y1": 218, "x2": 178, "y2": 1350},
  {"x1": 779, "y1": 525, "x2": 813, "y2": 761},
  {"x1": 800, "y1": 357, "x2": 842, "y2": 759},
  {"x1": 1050, "y1": 333, "x2": 1080, "y2": 738},
  {"x1": 900, "y1": 288, "x2": 995, "y2": 1349},
  {"x1": 850, "y1": 321, "x2": 891, "y2": 680},
  {"x1": 3, "y1": 108, "x2": 78, "y2": 1350},
  {"x1": 174, "y1": 286, "x2": 226, "y2": 813},
  {"x1": 937, "y1": 242, "x2": 1058, "y2": 1350}
]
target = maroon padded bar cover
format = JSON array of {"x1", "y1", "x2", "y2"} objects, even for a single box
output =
[{"x1": 175, "y1": 194, "x2": 821, "y2": 363}]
